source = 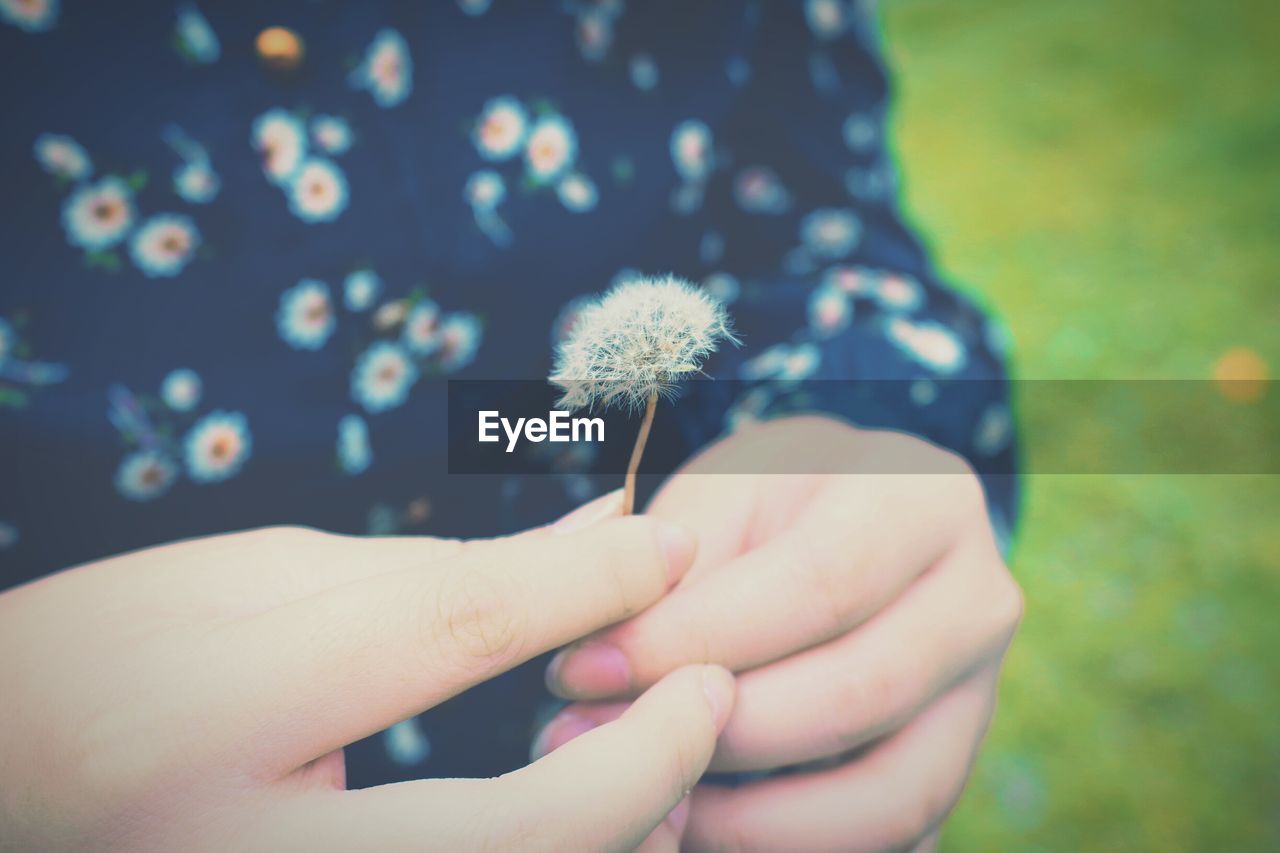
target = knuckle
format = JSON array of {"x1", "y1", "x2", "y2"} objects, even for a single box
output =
[
  {"x1": 590, "y1": 517, "x2": 668, "y2": 615},
  {"x1": 243, "y1": 524, "x2": 334, "y2": 566},
  {"x1": 939, "y1": 451, "x2": 986, "y2": 507},
  {"x1": 888, "y1": 796, "x2": 941, "y2": 849},
  {"x1": 787, "y1": 535, "x2": 849, "y2": 636},
  {"x1": 992, "y1": 568, "x2": 1025, "y2": 638},
  {"x1": 471, "y1": 788, "x2": 550, "y2": 853},
  {"x1": 253, "y1": 524, "x2": 323, "y2": 547},
  {"x1": 665, "y1": 735, "x2": 700, "y2": 803},
  {"x1": 488, "y1": 810, "x2": 550, "y2": 853},
  {"x1": 831, "y1": 666, "x2": 907, "y2": 748},
  {"x1": 428, "y1": 560, "x2": 526, "y2": 669}
]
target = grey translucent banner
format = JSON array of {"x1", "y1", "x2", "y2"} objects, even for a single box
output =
[{"x1": 446, "y1": 380, "x2": 1276, "y2": 475}]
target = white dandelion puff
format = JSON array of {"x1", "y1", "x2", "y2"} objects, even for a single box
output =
[
  {"x1": 550, "y1": 275, "x2": 737, "y2": 515},
  {"x1": 550, "y1": 274, "x2": 736, "y2": 413}
]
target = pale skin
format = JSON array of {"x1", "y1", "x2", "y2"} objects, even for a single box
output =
[
  {"x1": 0, "y1": 414, "x2": 1021, "y2": 852},
  {"x1": 0, "y1": 512, "x2": 734, "y2": 852},
  {"x1": 538, "y1": 415, "x2": 1024, "y2": 852}
]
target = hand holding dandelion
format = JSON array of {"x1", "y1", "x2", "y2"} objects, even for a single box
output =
[{"x1": 550, "y1": 275, "x2": 737, "y2": 514}]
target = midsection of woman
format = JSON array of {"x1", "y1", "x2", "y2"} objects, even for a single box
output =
[{"x1": 0, "y1": 0, "x2": 1016, "y2": 785}]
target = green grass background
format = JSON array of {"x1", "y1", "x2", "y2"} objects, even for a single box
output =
[{"x1": 879, "y1": 0, "x2": 1280, "y2": 848}]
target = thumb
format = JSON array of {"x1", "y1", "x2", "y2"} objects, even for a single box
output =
[
  {"x1": 246, "y1": 666, "x2": 732, "y2": 851},
  {"x1": 509, "y1": 664, "x2": 734, "y2": 851}
]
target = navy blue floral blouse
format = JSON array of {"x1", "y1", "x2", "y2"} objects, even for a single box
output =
[{"x1": 0, "y1": 0, "x2": 1017, "y2": 786}]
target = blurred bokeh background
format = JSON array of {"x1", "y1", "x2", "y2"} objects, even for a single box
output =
[{"x1": 880, "y1": 0, "x2": 1279, "y2": 848}]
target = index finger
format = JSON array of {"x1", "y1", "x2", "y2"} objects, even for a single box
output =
[
  {"x1": 250, "y1": 665, "x2": 734, "y2": 852},
  {"x1": 181, "y1": 516, "x2": 696, "y2": 777},
  {"x1": 547, "y1": 469, "x2": 990, "y2": 700}
]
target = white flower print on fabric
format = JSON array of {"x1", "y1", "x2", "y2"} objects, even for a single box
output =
[
  {"x1": 0, "y1": 317, "x2": 12, "y2": 363},
  {"x1": 556, "y1": 171, "x2": 598, "y2": 213},
  {"x1": 466, "y1": 96, "x2": 592, "y2": 244},
  {"x1": 107, "y1": 381, "x2": 248, "y2": 500},
  {"x1": 670, "y1": 182, "x2": 706, "y2": 217},
  {"x1": 808, "y1": 46, "x2": 840, "y2": 95},
  {"x1": 174, "y1": 3, "x2": 219, "y2": 65},
  {"x1": 800, "y1": 208, "x2": 862, "y2": 260},
  {"x1": 184, "y1": 410, "x2": 252, "y2": 483},
  {"x1": 805, "y1": 0, "x2": 851, "y2": 41},
  {"x1": 734, "y1": 166, "x2": 791, "y2": 215},
  {"x1": 465, "y1": 170, "x2": 506, "y2": 211},
  {"x1": 740, "y1": 342, "x2": 821, "y2": 382},
  {"x1": 525, "y1": 114, "x2": 578, "y2": 184},
  {"x1": 700, "y1": 232, "x2": 725, "y2": 265},
  {"x1": 161, "y1": 368, "x2": 202, "y2": 412},
  {"x1": 310, "y1": 115, "x2": 352, "y2": 155},
  {"x1": 808, "y1": 283, "x2": 854, "y2": 339},
  {"x1": 910, "y1": 378, "x2": 938, "y2": 407},
  {"x1": 457, "y1": 0, "x2": 491, "y2": 15},
  {"x1": 437, "y1": 313, "x2": 483, "y2": 373},
  {"x1": 874, "y1": 272, "x2": 924, "y2": 312},
  {"x1": 383, "y1": 718, "x2": 431, "y2": 766},
  {"x1": 288, "y1": 158, "x2": 349, "y2": 223},
  {"x1": 0, "y1": 316, "x2": 69, "y2": 408},
  {"x1": 34, "y1": 133, "x2": 91, "y2": 181},
  {"x1": 173, "y1": 161, "x2": 220, "y2": 203},
  {"x1": 551, "y1": 293, "x2": 596, "y2": 347},
  {"x1": 62, "y1": 177, "x2": 136, "y2": 252},
  {"x1": 670, "y1": 120, "x2": 715, "y2": 214},
  {"x1": 702, "y1": 272, "x2": 741, "y2": 306},
  {"x1": 351, "y1": 341, "x2": 418, "y2": 414},
  {"x1": 115, "y1": 449, "x2": 179, "y2": 502},
  {"x1": 823, "y1": 264, "x2": 871, "y2": 296},
  {"x1": 576, "y1": 8, "x2": 614, "y2": 63},
  {"x1": 0, "y1": 0, "x2": 57, "y2": 32},
  {"x1": 724, "y1": 386, "x2": 775, "y2": 433},
  {"x1": 163, "y1": 125, "x2": 220, "y2": 204},
  {"x1": 351, "y1": 29, "x2": 413, "y2": 108},
  {"x1": 472, "y1": 96, "x2": 528, "y2": 162},
  {"x1": 344, "y1": 269, "x2": 382, "y2": 312},
  {"x1": 887, "y1": 317, "x2": 968, "y2": 375},
  {"x1": 401, "y1": 301, "x2": 441, "y2": 356},
  {"x1": 846, "y1": 161, "x2": 896, "y2": 201},
  {"x1": 129, "y1": 214, "x2": 200, "y2": 278},
  {"x1": 277, "y1": 279, "x2": 336, "y2": 351},
  {"x1": 974, "y1": 403, "x2": 1013, "y2": 456},
  {"x1": 252, "y1": 108, "x2": 307, "y2": 186},
  {"x1": 464, "y1": 170, "x2": 511, "y2": 247},
  {"x1": 292, "y1": 274, "x2": 483, "y2": 414},
  {"x1": 630, "y1": 53, "x2": 659, "y2": 91},
  {"x1": 337, "y1": 414, "x2": 372, "y2": 475},
  {"x1": 843, "y1": 112, "x2": 879, "y2": 152},
  {"x1": 670, "y1": 120, "x2": 714, "y2": 183}
]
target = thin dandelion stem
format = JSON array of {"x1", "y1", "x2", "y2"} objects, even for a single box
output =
[{"x1": 623, "y1": 391, "x2": 658, "y2": 516}]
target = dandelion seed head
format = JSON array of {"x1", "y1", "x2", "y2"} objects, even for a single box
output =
[{"x1": 551, "y1": 274, "x2": 737, "y2": 411}]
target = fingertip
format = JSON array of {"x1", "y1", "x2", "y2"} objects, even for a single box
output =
[
  {"x1": 530, "y1": 710, "x2": 598, "y2": 761},
  {"x1": 700, "y1": 664, "x2": 736, "y2": 732},
  {"x1": 549, "y1": 488, "x2": 625, "y2": 536},
  {"x1": 546, "y1": 640, "x2": 631, "y2": 697},
  {"x1": 665, "y1": 796, "x2": 691, "y2": 836},
  {"x1": 651, "y1": 518, "x2": 697, "y2": 587}
]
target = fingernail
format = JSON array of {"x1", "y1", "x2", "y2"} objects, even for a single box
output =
[
  {"x1": 665, "y1": 797, "x2": 691, "y2": 835},
  {"x1": 701, "y1": 666, "x2": 735, "y2": 730},
  {"x1": 547, "y1": 641, "x2": 631, "y2": 695},
  {"x1": 530, "y1": 711, "x2": 598, "y2": 761},
  {"x1": 551, "y1": 489, "x2": 624, "y2": 536},
  {"x1": 652, "y1": 520, "x2": 697, "y2": 587}
]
